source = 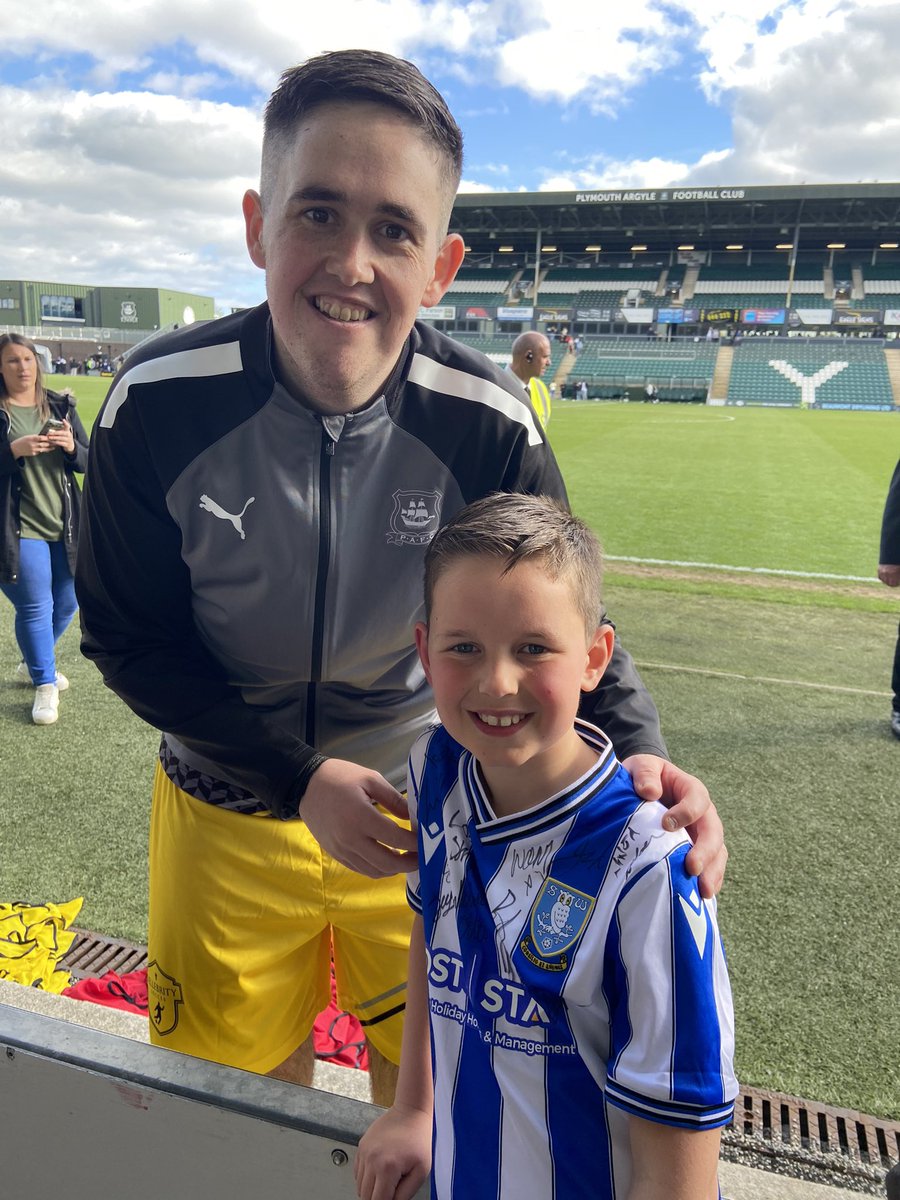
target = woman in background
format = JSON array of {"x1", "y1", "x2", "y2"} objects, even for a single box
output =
[{"x1": 0, "y1": 334, "x2": 90, "y2": 725}]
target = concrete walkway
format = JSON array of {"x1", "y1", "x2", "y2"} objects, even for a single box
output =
[{"x1": 0, "y1": 979, "x2": 880, "y2": 1199}]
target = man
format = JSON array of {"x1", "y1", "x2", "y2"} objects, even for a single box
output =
[
  {"x1": 76, "y1": 49, "x2": 725, "y2": 1106},
  {"x1": 509, "y1": 331, "x2": 552, "y2": 428},
  {"x1": 878, "y1": 459, "x2": 900, "y2": 739}
]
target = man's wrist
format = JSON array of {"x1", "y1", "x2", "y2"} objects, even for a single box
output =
[{"x1": 279, "y1": 752, "x2": 328, "y2": 820}]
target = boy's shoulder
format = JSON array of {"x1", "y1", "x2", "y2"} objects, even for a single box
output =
[{"x1": 409, "y1": 721, "x2": 463, "y2": 783}]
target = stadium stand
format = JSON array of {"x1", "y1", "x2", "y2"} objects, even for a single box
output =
[
  {"x1": 726, "y1": 338, "x2": 894, "y2": 408},
  {"x1": 571, "y1": 338, "x2": 718, "y2": 400},
  {"x1": 426, "y1": 186, "x2": 900, "y2": 412}
]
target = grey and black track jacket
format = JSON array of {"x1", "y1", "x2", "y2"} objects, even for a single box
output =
[{"x1": 76, "y1": 303, "x2": 666, "y2": 819}]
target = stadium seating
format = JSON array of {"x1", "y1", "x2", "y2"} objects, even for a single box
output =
[
  {"x1": 442, "y1": 291, "x2": 510, "y2": 308},
  {"x1": 571, "y1": 338, "x2": 718, "y2": 399},
  {"x1": 726, "y1": 339, "x2": 893, "y2": 407}
]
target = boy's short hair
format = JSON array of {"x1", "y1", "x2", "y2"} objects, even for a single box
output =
[
  {"x1": 424, "y1": 492, "x2": 604, "y2": 634},
  {"x1": 261, "y1": 49, "x2": 464, "y2": 222}
]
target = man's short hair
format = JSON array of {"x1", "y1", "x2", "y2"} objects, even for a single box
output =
[
  {"x1": 261, "y1": 49, "x2": 464, "y2": 220},
  {"x1": 423, "y1": 493, "x2": 604, "y2": 633}
]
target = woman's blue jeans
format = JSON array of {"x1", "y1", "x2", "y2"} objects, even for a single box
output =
[{"x1": 0, "y1": 537, "x2": 78, "y2": 685}]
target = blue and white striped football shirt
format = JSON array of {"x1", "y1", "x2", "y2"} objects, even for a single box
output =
[{"x1": 407, "y1": 719, "x2": 737, "y2": 1200}]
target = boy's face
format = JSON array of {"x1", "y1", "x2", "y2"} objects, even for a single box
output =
[
  {"x1": 416, "y1": 554, "x2": 613, "y2": 801},
  {"x1": 243, "y1": 100, "x2": 464, "y2": 416}
]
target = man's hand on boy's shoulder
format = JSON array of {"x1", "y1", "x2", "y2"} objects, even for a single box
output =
[{"x1": 622, "y1": 755, "x2": 727, "y2": 899}]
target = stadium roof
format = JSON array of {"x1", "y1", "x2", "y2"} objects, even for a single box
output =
[{"x1": 450, "y1": 182, "x2": 900, "y2": 262}]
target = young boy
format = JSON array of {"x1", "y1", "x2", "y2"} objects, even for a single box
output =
[{"x1": 355, "y1": 493, "x2": 737, "y2": 1200}]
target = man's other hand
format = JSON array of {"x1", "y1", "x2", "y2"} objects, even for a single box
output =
[{"x1": 300, "y1": 758, "x2": 418, "y2": 878}]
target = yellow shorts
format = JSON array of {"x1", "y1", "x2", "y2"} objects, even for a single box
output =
[{"x1": 147, "y1": 763, "x2": 413, "y2": 1074}]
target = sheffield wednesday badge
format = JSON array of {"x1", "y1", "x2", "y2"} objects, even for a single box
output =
[
  {"x1": 387, "y1": 489, "x2": 442, "y2": 545},
  {"x1": 520, "y1": 877, "x2": 595, "y2": 972}
]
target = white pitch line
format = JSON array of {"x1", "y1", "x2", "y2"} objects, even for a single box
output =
[
  {"x1": 637, "y1": 660, "x2": 890, "y2": 698},
  {"x1": 606, "y1": 555, "x2": 875, "y2": 583}
]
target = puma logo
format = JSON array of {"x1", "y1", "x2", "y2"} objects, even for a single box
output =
[{"x1": 199, "y1": 494, "x2": 255, "y2": 540}]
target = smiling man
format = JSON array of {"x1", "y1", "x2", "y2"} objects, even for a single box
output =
[{"x1": 76, "y1": 49, "x2": 725, "y2": 1107}]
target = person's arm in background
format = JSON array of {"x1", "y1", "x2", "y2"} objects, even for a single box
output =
[
  {"x1": 60, "y1": 401, "x2": 90, "y2": 472},
  {"x1": 878, "y1": 459, "x2": 900, "y2": 586},
  {"x1": 45, "y1": 397, "x2": 89, "y2": 470}
]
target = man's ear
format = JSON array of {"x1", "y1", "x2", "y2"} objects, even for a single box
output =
[
  {"x1": 415, "y1": 621, "x2": 433, "y2": 684},
  {"x1": 242, "y1": 190, "x2": 266, "y2": 270},
  {"x1": 582, "y1": 624, "x2": 615, "y2": 692},
  {"x1": 421, "y1": 233, "x2": 466, "y2": 309}
]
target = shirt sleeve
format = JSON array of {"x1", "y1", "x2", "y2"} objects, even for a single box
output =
[{"x1": 603, "y1": 843, "x2": 738, "y2": 1129}]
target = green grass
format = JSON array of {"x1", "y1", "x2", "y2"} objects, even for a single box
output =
[
  {"x1": 551, "y1": 402, "x2": 897, "y2": 578},
  {"x1": 1, "y1": 394, "x2": 898, "y2": 1118},
  {"x1": 609, "y1": 588, "x2": 898, "y2": 1116}
]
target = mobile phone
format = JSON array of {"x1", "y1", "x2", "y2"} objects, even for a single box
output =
[{"x1": 40, "y1": 418, "x2": 66, "y2": 435}]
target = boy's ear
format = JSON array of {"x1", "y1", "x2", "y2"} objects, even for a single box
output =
[
  {"x1": 581, "y1": 624, "x2": 615, "y2": 692},
  {"x1": 415, "y1": 621, "x2": 433, "y2": 684}
]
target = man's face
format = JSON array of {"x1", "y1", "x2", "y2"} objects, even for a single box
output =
[
  {"x1": 243, "y1": 101, "x2": 464, "y2": 414},
  {"x1": 518, "y1": 337, "x2": 551, "y2": 381}
]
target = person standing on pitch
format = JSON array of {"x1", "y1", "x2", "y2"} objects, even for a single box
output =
[
  {"x1": 77, "y1": 49, "x2": 726, "y2": 1107},
  {"x1": 509, "y1": 331, "x2": 553, "y2": 428},
  {"x1": 878, "y1": 459, "x2": 900, "y2": 739},
  {"x1": 0, "y1": 333, "x2": 89, "y2": 726},
  {"x1": 355, "y1": 493, "x2": 736, "y2": 1200}
]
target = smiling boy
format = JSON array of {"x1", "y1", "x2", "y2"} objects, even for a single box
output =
[{"x1": 356, "y1": 493, "x2": 737, "y2": 1200}]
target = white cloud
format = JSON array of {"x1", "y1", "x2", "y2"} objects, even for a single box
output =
[
  {"x1": 5, "y1": 0, "x2": 900, "y2": 317},
  {"x1": 7, "y1": 1, "x2": 484, "y2": 88},
  {"x1": 492, "y1": 0, "x2": 685, "y2": 109},
  {"x1": 685, "y1": 0, "x2": 900, "y2": 184},
  {"x1": 0, "y1": 84, "x2": 264, "y2": 310}
]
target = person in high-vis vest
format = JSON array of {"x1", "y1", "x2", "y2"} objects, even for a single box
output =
[{"x1": 510, "y1": 331, "x2": 553, "y2": 428}]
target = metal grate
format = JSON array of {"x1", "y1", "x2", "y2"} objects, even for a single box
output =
[
  {"x1": 721, "y1": 1084, "x2": 898, "y2": 1194},
  {"x1": 61, "y1": 926, "x2": 148, "y2": 981},
  {"x1": 61, "y1": 929, "x2": 898, "y2": 1192}
]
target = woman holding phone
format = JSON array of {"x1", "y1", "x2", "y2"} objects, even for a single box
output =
[{"x1": 0, "y1": 333, "x2": 90, "y2": 725}]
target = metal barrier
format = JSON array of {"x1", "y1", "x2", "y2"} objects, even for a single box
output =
[{"x1": 0, "y1": 1003, "x2": 426, "y2": 1200}]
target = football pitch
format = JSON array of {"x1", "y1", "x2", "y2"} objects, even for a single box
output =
[{"x1": 1, "y1": 386, "x2": 898, "y2": 1119}]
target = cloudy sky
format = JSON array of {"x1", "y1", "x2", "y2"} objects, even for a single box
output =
[{"x1": 5, "y1": 0, "x2": 900, "y2": 313}]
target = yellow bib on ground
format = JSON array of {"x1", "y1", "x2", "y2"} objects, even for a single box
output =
[{"x1": 0, "y1": 897, "x2": 83, "y2": 993}]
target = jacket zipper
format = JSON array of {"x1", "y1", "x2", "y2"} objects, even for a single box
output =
[{"x1": 305, "y1": 425, "x2": 336, "y2": 746}]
